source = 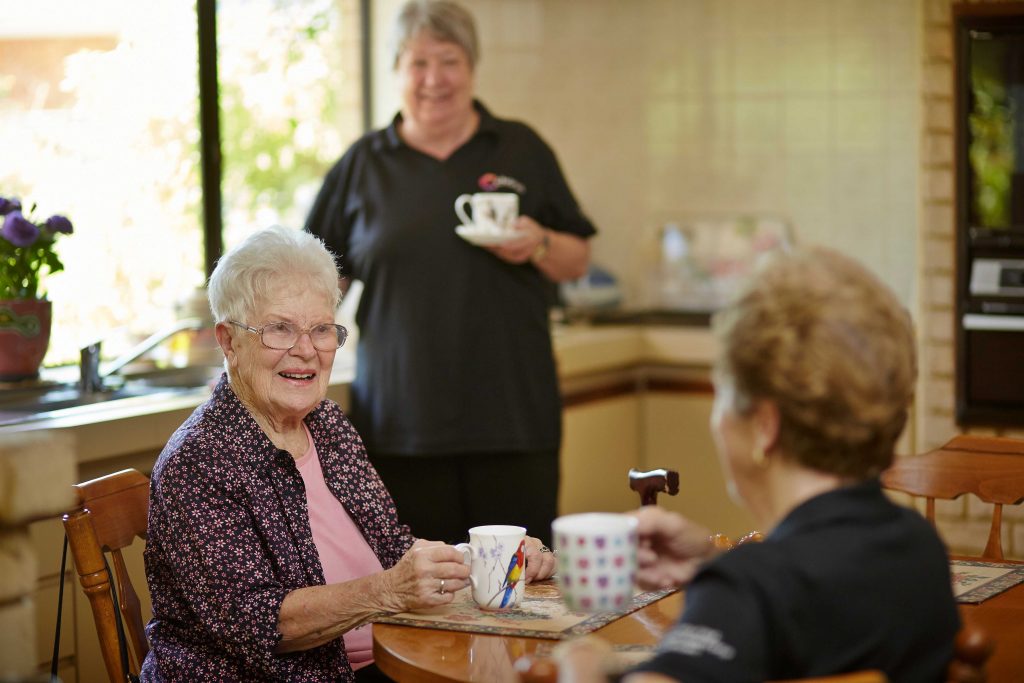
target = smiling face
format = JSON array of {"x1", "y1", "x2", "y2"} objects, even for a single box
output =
[
  {"x1": 219, "y1": 277, "x2": 337, "y2": 430},
  {"x1": 396, "y1": 31, "x2": 475, "y2": 133}
]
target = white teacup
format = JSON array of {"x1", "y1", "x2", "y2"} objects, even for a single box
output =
[
  {"x1": 454, "y1": 192, "x2": 519, "y2": 233},
  {"x1": 552, "y1": 513, "x2": 638, "y2": 612},
  {"x1": 454, "y1": 524, "x2": 527, "y2": 610}
]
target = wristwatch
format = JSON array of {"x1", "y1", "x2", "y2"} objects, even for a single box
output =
[{"x1": 531, "y1": 230, "x2": 550, "y2": 264}]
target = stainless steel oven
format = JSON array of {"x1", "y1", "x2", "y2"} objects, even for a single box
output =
[{"x1": 958, "y1": 258, "x2": 1024, "y2": 425}]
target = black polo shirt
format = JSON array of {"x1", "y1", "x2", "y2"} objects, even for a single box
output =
[
  {"x1": 305, "y1": 101, "x2": 596, "y2": 455},
  {"x1": 633, "y1": 479, "x2": 959, "y2": 683}
]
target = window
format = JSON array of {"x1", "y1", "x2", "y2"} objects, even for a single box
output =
[{"x1": 0, "y1": 0, "x2": 362, "y2": 368}]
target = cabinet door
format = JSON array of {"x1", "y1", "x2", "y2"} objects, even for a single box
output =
[
  {"x1": 641, "y1": 392, "x2": 758, "y2": 541},
  {"x1": 560, "y1": 394, "x2": 641, "y2": 515}
]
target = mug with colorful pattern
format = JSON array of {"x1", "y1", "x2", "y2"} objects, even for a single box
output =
[{"x1": 552, "y1": 512, "x2": 638, "y2": 612}]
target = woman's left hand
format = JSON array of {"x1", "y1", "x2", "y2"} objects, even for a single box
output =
[
  {"x1": 524, "y1": 535, "x2": 557, "y2": 582},
  {"x1": 486, "y1": 215, "x2": 547, "y2": 265}
]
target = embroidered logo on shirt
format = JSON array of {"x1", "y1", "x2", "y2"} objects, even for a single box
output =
[
  {"x1": 659, "y1": 624, "x2": 737, "y2": 660},
  {"x1": 478, "y1": 172, "x2": 526, "y2": 194}
]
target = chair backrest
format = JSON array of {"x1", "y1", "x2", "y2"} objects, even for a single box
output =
[
  {"x1": 880, "y1": 434, "x2": 1024, "y2": 559},
  {"x1": 63, "y1": 468, "x2": 150, "y2": 683},
  {"x1": 770, "y1": 672, "x2": 888, "y2": 683}
]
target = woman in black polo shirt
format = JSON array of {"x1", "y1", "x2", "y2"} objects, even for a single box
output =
[
  {"x1": 305, "y1": 0, "x2": 595, "y2": 546},
  {"x1": 557, "y1": 247, "x2": 959, "y2": 683}
]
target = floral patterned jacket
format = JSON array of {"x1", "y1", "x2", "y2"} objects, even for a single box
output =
[{"x1": 140, "y1": 374, "x2": 415, "y2": 682}]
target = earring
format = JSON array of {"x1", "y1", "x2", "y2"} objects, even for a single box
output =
[{"x1": 751, "y1": 446, "x2": 766, "y2": 466}]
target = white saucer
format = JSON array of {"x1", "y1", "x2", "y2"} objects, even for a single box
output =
[{"x1": 455, "y1": 224, "x2": 522, "y2": 246}]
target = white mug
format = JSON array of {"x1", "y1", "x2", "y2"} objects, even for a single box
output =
[
  {"x1": 454, "y1": 192, "x2": 519, "y2": 232},
  {"x1": 454, "y1": 524, "x2": 527, "y2": 610},
  {"x1": 552, "y1": 513, "x2": 638, "y2": 612}
]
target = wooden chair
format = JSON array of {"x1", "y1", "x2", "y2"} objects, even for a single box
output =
[
  {"x1": 771, "y1": 673, "x2": 888, "y2": 683},
  {"x1": 881, "y1": 434, "x2": 1024, "y2": 560},
  {"x1": 63, "y1": 468, "x2": 150, "y2": 683}
]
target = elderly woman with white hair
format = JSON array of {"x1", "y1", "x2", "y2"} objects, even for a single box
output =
[{"x1": 141, "y1": 226, "x2": 554, "y2": 682}]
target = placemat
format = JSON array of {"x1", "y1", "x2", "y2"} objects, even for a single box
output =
[
  {"x1": 950, "y1": 559, "x2": 1024, "y2": 604},
  {"x1": 372, "y1": 580, "x2": 676, "y2": 639}
]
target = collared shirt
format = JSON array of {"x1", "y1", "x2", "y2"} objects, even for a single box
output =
[
  {"x1": 633, "y1": 479, "x2": 960, "y2": 683},
  {"x1": 305, "y1": 100, "x2": 597, "y2": 455},
  {"x1": 141, "y1": 374, "x2": 415, "y2": 682}
]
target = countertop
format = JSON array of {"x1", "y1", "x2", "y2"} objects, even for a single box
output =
[{"x1": 0, "y1": 324, "x2": 715, "y2": 463}]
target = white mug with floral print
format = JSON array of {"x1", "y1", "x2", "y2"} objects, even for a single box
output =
[
  {"x1": 552, "y1": 512, "x2": 638, "y2": 613},
  {"x1": 454, "y1": 524, "x2": 527, "y2": 610}
]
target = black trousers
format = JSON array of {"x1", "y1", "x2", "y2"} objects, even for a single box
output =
[{"x1": 370, "y1": 449, "x2": 559, "y2": 547}]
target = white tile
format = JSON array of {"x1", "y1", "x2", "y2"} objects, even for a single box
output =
[
  {"x1": 733, "y1": 33, "x2": 784, "y2": 94},
  {"x1": 734, "y1": 97, "x2": 783, "y2": 154},
  {"x1": 782, "y1": 97, "x2": 830, "y2": 152},
  {"x1": 782, "y1": 37, "x2": 831, "y2": 94},
  {"x1": 832, "y1": 0, "x2": 888, "y2": 35},
  {"x1": 782, "y1": 0, "x2": 831, "y2": 36},
  {"x1": 832, "y1": 33, "x2": 888, "y2": 92}
]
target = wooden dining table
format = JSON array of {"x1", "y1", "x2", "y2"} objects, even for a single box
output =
[
  {"x1": 957, "y1": 568, "x2": 1024, "y2": 682},
  {"x1": 373, "y1": 574, "x2": 1024, "y2": 683},
  {"x1": 372, "y1": 584, "x2": 682, "y2": 683}
]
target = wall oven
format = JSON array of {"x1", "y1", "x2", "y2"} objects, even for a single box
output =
[
  {"x1": 960, "y1": 258, "x2": 1024, "y2": 423},
  {"x1": 954, "y1": 5, "x2": 1024, "y2": 426}
]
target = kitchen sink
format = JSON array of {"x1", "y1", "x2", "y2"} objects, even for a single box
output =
[{"x1": 0, "y1": 365, "x2": 222, "y2": 426}]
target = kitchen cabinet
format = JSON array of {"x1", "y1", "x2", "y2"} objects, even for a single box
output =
[
  {"x1": 640, "y1": 392, "x2": 757, "y2": 541},
  {"x1": 560, "y1": 393, "x2": 641, "y2": 515},
  {"x1": 559, "y1": 383, "x2": 756, "y2": 541}
]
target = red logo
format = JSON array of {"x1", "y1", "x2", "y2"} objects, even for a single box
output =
[{"x1": 476, "y1": 172, "x2": 526, "y2": 194}]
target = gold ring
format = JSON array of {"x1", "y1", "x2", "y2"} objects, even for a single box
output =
[{"x1": 439, "y1": 579, "x2": 446, "y2": 594}]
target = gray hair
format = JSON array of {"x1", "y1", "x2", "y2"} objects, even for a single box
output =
[
  {"x1": 207, "y1": 226, "x2": 341, "y2": 324},
  {"x1": 391, "y1": 0, "x2": 479, "y2": 69}
]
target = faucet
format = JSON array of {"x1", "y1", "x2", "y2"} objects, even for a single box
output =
[{"x1": 79, "y1": 317, "x2": 206, "y2": 394}]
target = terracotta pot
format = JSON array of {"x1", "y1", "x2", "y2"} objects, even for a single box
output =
[{"x1": 0, "y1": 299, "x2": 52, "y2": 381}]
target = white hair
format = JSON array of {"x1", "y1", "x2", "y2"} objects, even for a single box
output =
[{"x1": 207, "y1": 226, "x2": 341, "y2": 324}]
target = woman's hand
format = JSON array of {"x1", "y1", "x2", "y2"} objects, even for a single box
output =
[
  {"x1": 524, "y1": 536, "x2": 557, "y2": 582},
  {"x1": 487, "y1": 215, "x2": 547, "y2": 265},
  {"x1": 629, "y1": 506, "x2": 716, "y2": 590},
  {"x1": 377, "y1": 539, "x2": 471, "y2": 612}
]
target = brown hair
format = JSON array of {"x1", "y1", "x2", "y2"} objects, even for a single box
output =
[{"x1": 712, "y1": 247, "x2": 916, "y2": 477}]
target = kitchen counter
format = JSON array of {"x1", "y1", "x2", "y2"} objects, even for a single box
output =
[{"x1": 0, "y1": 324, "x2": 715, "y2": 465}]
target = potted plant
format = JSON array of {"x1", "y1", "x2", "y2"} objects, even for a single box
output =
[{"x1": 0, "y1": 195, "x2": 73, "y2": 381}]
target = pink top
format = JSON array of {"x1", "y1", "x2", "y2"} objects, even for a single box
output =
[{"x1": 295, "y1": 425, "x2": 384, "y2": 669}]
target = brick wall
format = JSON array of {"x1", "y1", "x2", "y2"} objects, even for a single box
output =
[{"x1": 917, "y1": 0, "x2": 1024, "y2": 559}]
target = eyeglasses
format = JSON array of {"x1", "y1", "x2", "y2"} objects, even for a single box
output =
[{"x1": 229, "y1": 320, "x2": 348, "y2": 351}]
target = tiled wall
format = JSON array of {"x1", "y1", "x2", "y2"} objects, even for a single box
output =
[
  {"x1": 919, "y1": 0, "x2": 1024, "y2": 560},
  {"x1": 372, "y1": 0, "x2": 922, "y2": 304}
]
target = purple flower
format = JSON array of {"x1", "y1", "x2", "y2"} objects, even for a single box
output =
[
  {"x1": 1, "y1": 211, "x2": 40, "y2": 247},
  {"x1": 44, "y1": 214, "x2": 73, "y2": 234},
  {"x1": 0, "y1": 197, "x2": 22, "y2": 216}
]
